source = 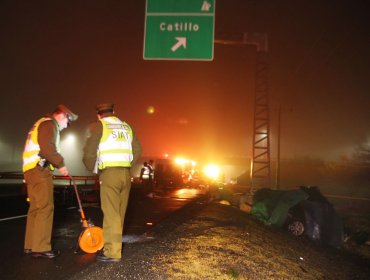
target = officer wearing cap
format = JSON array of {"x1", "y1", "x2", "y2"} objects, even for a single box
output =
[
  {"x1": 22, "y1": 104, "x2": 78, "y2": 259},
  {"x1": 83, "y1": 103, "x2": 142, "y2": 262}
]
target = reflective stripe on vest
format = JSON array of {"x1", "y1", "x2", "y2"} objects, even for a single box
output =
[
  {"x1": 98, "y1": 117, "x2": 133, "y2": 169},
  {"x1": 22, "y1": 117, "x2": 60, "y2": 172}
]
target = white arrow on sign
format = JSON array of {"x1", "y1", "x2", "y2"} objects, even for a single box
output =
[
  {"x1": 171, "y1": 37, "x2": 187, "y2": 52},
  {"x1": 201, "y1": 1, "x2": 211, "y2": 11}
]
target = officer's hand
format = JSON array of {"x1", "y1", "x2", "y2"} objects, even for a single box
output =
[{"x1": 58, "y1": 166, "x2": 69, "y2": 176}]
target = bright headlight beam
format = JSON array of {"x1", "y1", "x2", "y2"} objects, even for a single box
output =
[{"x1": 204, "y1": 164, "x2": 220, "y2": 180}]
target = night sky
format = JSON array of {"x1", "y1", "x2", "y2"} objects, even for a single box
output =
[{"x1": 1, "y1": 0, "x2": 369, "y2": 172}]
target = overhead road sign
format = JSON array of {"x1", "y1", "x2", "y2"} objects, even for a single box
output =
[{"x1": 143, "y1": 0, "x2": 215, "y2": 61}]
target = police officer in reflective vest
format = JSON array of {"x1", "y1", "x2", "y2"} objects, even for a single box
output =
[
  {"x1": 83, "y1": 103, "x2": 142, "y2": 262},
  {"x1": 140, "y1": 161, "x2": 151, "y2": 195},
  {"x1": 23, "y1": 104, "x2": 78, "y2": 258}
]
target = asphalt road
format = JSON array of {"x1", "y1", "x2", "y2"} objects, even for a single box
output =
[{"x1": 0, "y1": 184, "x2": 206, "y2": 280}]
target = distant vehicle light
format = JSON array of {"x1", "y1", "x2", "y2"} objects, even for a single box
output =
[
  {"x1": 203, "y1": 164, "x2": 220, "y2": 181},
  {"x1": 174, "y1": 157, "x2": 197, "y2": 166},
  {"x1": 175, "y1": 157, "x2": 189, "y2": 165},
  {"x1": 64, "y1": 134, "x2": 76, "y2": 144}
]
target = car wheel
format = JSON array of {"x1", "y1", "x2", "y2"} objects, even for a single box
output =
[{"x1": 288, "y1": 220, "x2": 305, "y2": 236}]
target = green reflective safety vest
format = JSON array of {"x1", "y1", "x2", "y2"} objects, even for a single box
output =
[
  {"x1": 97, "y1": 116, "x2": 133, "y2": 170},
  {"x1": 22, "y1": 117, "x2": 60, "y2": 172}
]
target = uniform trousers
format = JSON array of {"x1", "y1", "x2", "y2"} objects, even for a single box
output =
[
  {"x1": 99, "y1": 167, "x2": 131, "y2": 259},
  {"x1": 24, "y1": 166, "x2": 54, "y2": 252}
]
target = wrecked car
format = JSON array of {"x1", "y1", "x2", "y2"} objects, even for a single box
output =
[{"x1": 251, "y1": 186, "x2": 344, "y2": 248}]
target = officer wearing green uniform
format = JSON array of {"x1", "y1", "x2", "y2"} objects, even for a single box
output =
[
  {"x1": 83, "y1": 103, "x2": 142, "y2": 262},
  {"x1": 23, "y1": 104, "x2": 78, "y2": 259}
]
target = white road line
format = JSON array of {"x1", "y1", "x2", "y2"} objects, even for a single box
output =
[{"x1": 0, "y1": 214, "x2": 27, "y2": 222}]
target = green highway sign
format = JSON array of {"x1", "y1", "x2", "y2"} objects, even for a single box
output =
[{"x1": 143, "y1": 0, "x2": 215, "y2": 61}]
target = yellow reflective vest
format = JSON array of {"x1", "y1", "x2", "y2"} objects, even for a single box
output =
[
  {"x1": 97, "y1": 116, "x2": 133, "y2": 170},
  {"x1": 22, "y1": 117, "x2": 60, "y2": 172}
]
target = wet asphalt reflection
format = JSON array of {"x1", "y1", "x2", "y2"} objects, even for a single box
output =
[{"x1": 0, "y1": 185, "x2": 205, "y2": 280}]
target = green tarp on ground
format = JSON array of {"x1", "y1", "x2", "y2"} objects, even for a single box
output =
[{"x1": 251, "y1": 188, "x2": 309, "y2": 227}]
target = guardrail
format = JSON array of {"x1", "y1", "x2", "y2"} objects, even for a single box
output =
[
  {"x1": 52, "y1": 176, "x2": 99, "y2": 205},
  {"x1": 0, "y1": 172, "x2": 99, "y2": 204},
  {"x1": 325, "y1": 194, "x2": 370, "y2": 201},
  {"x1": 0, "y1": 172, "x2": 98, "y2": 183}
]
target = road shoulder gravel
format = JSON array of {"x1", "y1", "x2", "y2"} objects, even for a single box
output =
[{"x1": 71, "y1": 200, "x2": 370, "y2": 280}]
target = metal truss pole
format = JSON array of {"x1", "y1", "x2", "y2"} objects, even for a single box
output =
[
  {"x1": 215, "y1": 33, "x2": 271, "y2": 190},
  {"x1": 250, "y1": 48, "x2": 271, "y2": 190}
]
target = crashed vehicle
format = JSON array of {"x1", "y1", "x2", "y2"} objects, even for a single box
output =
[{"x1": 251, "y1": 186, "x2": 344, "y2": 248}]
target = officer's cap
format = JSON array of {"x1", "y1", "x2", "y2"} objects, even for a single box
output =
[
  {"x1": 96, "y1": 103, "x2": 114, "y2": 114},
  {"x1": 55, "y1": 104, "x2": 78, "y2": 122}
]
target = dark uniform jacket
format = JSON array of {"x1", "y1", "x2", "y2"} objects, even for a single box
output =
[{"x1": 37, "y1": 115, "x2": 65, "y2": 169}]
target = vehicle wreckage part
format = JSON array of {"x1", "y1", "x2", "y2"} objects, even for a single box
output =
[{"x1": 288, "y1": 220, "x2": 305, "y2": 236}]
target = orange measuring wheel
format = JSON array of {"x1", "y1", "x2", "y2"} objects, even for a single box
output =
[{"x1": 78, "y1": 226, "x2": 104, "y2": 253}]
